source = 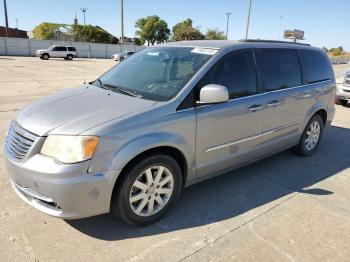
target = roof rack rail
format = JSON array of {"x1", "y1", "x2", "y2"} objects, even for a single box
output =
[{"x1": 239, "y1": 39, "x2": 311, "y2": 46}]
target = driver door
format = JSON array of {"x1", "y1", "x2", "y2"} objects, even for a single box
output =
[{"x1": 195, "y1": 49, "x2": 265, "y2": 178}]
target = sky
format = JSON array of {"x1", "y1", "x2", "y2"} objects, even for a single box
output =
[{"x1": 1, "y1": 0, "x2": 349, "y2": 50}]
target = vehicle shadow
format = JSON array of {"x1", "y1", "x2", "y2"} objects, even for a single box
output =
[{"x1": 66, "y1": 125, "x2": 350, "y2": 241}]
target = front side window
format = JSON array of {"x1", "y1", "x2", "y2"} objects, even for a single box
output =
[
  {"x1": 258, "y1": 49, "x2": 302, "y2": 91},
  {"x1": 68, "y1": 47, "x2": 76, "y2": 51},
  {"x1": 98, "y1": 47, "x2": 214, "y2": 101},
  {"x1": 197, "y1": 50, "x2": 257, "y2": 99}
]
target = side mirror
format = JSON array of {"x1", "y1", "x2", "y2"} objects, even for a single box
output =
[{"x1": 197, "y1": 84, "x2": 229, "y2": 104}]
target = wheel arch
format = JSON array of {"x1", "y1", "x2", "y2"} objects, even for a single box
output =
[
  {"x1": 115, "y1": 146, "x2": 188, "y2": 188},
  {"x1": 304, "y1": 100, "x2": 328, "y2": 128}
]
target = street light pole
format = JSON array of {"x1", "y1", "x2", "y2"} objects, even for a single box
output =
[
  {"x1": 120, "y1": 0, "x2": 124, "y2": 46},
  {"x1": 225, "y1": 12, "x2": 232, "y2": 40},
  {"x1": 3, "y1": 0, "x2": 9, "y2": 37},
  {"x1": 245, "y1": 0, "x2": 252, "y2": 39},
  {"x1": 80, "y1": 8, "x2": 87, "y2": 25}
]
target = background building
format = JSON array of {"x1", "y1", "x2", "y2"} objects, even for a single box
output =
[{"x1": 0, "y1": 26, "x2": 28, "y2": 38}]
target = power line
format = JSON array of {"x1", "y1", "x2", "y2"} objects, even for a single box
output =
[{"x1": 225, "y1": 12, "x2": 232, "y2": 40}]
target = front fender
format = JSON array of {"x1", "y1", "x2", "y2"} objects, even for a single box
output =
[{"x1": 88, "y1": 132, "x2": 196, "y2": 181}]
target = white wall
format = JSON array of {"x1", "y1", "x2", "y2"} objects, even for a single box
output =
[{"x1": 0, "y1": 37, "x2": 145, "y2": 58}]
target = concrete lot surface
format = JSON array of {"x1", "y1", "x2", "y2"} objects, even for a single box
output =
[{"x1": 0, "y1": 57, "x2": 350, "y2": 262}]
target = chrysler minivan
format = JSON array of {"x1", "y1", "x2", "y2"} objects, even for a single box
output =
[{"x1": 4, "y1": 40, "x2": 335, "y2": 226}]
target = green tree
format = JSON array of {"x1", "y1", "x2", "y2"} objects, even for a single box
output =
[
  {"x1": 135, "y1": 16, "x2": 170, "y2": 46},
  {"x1": 172, "y1": 19, "x2": 205, "y2": 41},
  {"x1": 32, "y1": 22, "x2": 63, "y2": 40},
  {"x1": 73, "y1": 25, "x2": 118, "y2": 44},
  {"x1": 322, "y1": 47, "x2": 328, "y2": 52},
  {"x1": 205, "y1": 28, "x2": 226, "y2": 40},
  {"x1": 133, "y1": 37, "x2": 145, "y2": 46}
]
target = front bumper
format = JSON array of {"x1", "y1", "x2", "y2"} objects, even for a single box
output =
[
  {"x1": 5, "y1": 154, "x2": 119, "y2": 219},
  {"x1": 336, "y1": 84, "x2": 350, "y2": 100}
]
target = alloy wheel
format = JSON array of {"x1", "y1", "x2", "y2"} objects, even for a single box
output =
[
  {"x1": 305, "y1": 121, "x2": 321, "y2": 151},
  {"x1": 129, "y1": 165, "x2": 174, "y2": 217}
]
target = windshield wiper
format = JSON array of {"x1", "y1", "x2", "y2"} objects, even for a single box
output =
[
  {"x1": 102, "y1": 83, "x2": 139, "y2": 97},
  {"x1": 93, "y1": 78, "x2": 109, "y2": 89}
]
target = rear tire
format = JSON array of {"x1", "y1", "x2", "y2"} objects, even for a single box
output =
[
  {"x1": 293, "y1": 114, "x2": 324, "y2": 157},
  {"x1": 335, "y1": 98, "x2": 348, "y2": 106},
  {"x1": 66, "y1": 54, "x2": 73, "y2": 60},
  {"x1": 111, "y1": 154, "x2": 182, "y2": 226}
]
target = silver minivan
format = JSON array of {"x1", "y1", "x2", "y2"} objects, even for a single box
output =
[{"x1": 4, "y1": 40, "x2": 335, "y2": 226}]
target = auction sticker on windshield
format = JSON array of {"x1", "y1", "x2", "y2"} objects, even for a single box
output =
[{"x1": 191, "y1": 47, "x2": 219, "y2": 55}]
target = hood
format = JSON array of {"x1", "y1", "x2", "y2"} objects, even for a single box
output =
[
  {"x1": 16, "y1": 85, "x2": 157, "y2": 136},
  {"x1": 37, "y1": 49, "x2": 49, "y2": 53}
]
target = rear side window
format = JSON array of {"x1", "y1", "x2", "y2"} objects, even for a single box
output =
[
  {"x1": 301, "y1": 50, "x2": 333, "y2": 84},
  {"x1": 198, "y1": 50, "x2": 257, "y2": 99},
  {"x1": 68, "y1": 47, "x2": 76, "y2": 51},
  {"x1": 258, "y1": 49, "x2": 302, "y2": 91},
  {"x1": 54, "y1": 46, "x2": 67, "y2": 51}
]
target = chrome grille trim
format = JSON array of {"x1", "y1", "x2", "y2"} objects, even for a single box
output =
[{"x1": 4, "y1": 122, "x2": 38, "y2": 161}]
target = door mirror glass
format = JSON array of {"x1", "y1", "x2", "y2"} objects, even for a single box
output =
[{"x1": 198, "y1": 84, "x2": 229, "y2": 104}]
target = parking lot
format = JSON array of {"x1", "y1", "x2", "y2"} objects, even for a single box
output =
[{"x1": 0, "y1": 57, "x2": 350, "y2": 262}]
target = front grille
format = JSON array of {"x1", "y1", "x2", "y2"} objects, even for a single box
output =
[{"x1": 4, "y1": 122, "x2": 38, "y2": 161}]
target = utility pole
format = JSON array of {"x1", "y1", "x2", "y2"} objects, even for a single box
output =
[
  {"x1": 245, "y1": 0, "x2": 253, "y2": 39},
  {"x1": 277, "y1": 16, "x2": 283, "y2": 40},
  {"x1": 225, "y1": 12, "x2": 232, "y2": 40},
  {"x1": 80, "y1": 8, "x2": 87, "y2": 25},
  {"x1": 3, "y1": 0, "x2": 9, "y2": 37},
  {"x1": 15, "y1": 18, "x2": 18, "y2": 29},
  {"x1": 120, "y1": 0, "x2": 124, "y2": 46}
]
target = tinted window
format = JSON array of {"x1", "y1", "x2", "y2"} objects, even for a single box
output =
[
  {"x1": 53, "y1": 46, "x2": 67, "y2": 51},
  {"x1": 302, "y1": 50, "x2": 333, "y2": 84},
  {"x1": 258, "y1": 49, "x2": 301, "y2": 91},
  {"x1": 68, "y1": 47, "x2": 76, "y2": 51},
  {"x1": 198, "y1": 50, "x2": 257, "y2": 99}
]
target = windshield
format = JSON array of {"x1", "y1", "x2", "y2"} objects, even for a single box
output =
[{"x1": 97, "y1": 47, "x2": 215, "y2": 101}]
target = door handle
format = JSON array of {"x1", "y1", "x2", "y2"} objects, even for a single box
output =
[
  {"x1": 267, "y1": 100, "x2": 281, "y2": 107},
  {"x1": 248, "y1": 104, "x2": 263, "y2": 112}
]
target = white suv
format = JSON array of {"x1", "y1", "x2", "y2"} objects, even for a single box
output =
[{"x1": 36, "y1": 46, "x2": 77, "y2": 60}]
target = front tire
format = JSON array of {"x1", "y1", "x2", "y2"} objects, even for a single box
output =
[
  {"x1": 111, "y1": 155, "x2": 182, "y2": 226},
  {"x1": 293, "y1": 114, "x2": 324, "y2": 157},
  {"x1": 41, "y1": 54, "x2": 49, "y2": 60}
]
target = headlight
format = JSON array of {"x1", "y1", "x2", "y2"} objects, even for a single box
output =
[{"x1": 40, "y1": 135, "x2": 99, "y2": 164}]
